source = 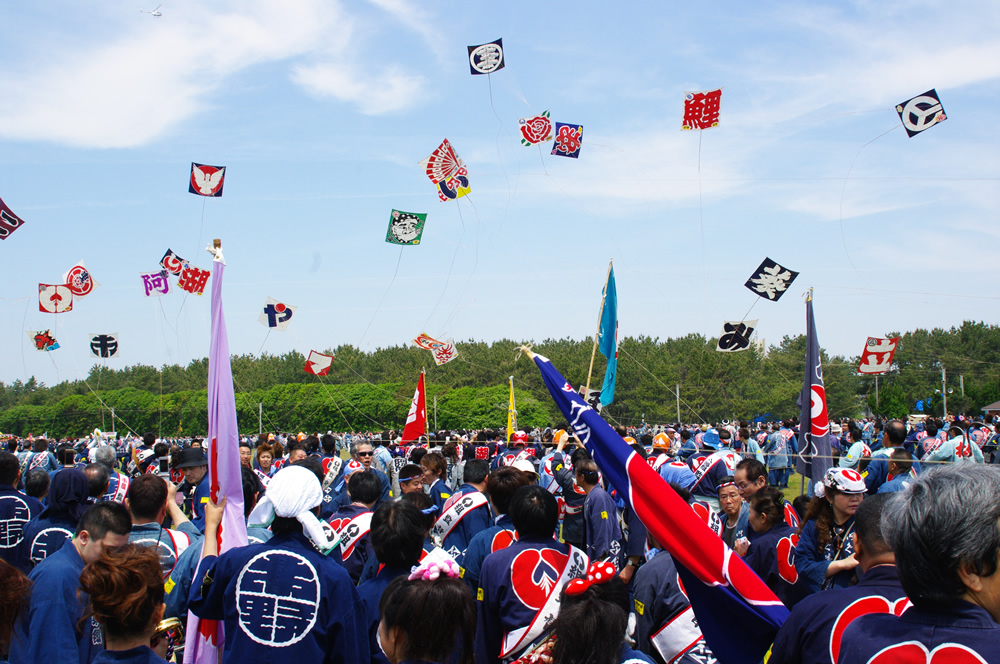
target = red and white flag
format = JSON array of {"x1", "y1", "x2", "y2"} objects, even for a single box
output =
[
  {"x1": 400, "y1": 371, "x2": 427, "y2": 444},
  {"x1": 304, "y1": 350, "x2": 334, "y2": 376}
]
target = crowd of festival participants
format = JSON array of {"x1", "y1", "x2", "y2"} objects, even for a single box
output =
[{"x1": 0, "y1": 413, "x2": 999, "y2": 663}]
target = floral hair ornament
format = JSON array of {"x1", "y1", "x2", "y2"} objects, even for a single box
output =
[
  {"x1": 564, "y1": 561, "x2": 617, "y2": 596},
  {"x1": 409, "y1": 548, "x2": 461, "y2": 581}
]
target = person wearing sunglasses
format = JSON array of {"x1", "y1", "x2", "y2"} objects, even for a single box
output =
[{"x1": 350, "y1": 441, "x2": 391, "y2": 506}]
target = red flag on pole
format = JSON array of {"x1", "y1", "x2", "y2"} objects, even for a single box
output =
[{"x1": 401, "y1": 371, "x2": 426, "y2": 443}]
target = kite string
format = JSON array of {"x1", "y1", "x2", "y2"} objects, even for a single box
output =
[
  {"x1": 617, "y1": 345, "x2": 707, "y2": 424},
  {"x1": 698, "y1": 130, "x2": 707, "y2": 335},
  {"x1": 317, "y1": 376, "x2": 356, "y2": 431},
  {"x1": 486, "y1": 73, "x2": 517, "y2": 234},
  {"x1": 736, "y1": 297, "x2": 760, "y2": 329},
  {"x1": 257, "y1": 329, "x2": 271, "y2": 357},
  {"x1": 359, "y1": 247, "x2": 404, "y2": 344},
  {"x1": 195, "y1": 197, "x2": 207, "y2": 258},
  {"x1": 421, "y1": 205, "x2": 465, "y2": 331},
  {"x1": 837, "y1": 124, "x2": 900, "y2": 288},
  {"x1": 20, "y1": 297, "x2": 30, "y2": 380},
  {"x1": 437, "y1": 200, "x2": 481, "y2": 332}
]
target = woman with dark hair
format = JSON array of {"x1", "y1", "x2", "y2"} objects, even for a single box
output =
[
  {"x1": 740, "y1": 487, "x2": 802, "y2": 607},
  {"x1": 378, "y1": 558, "x2": 475, "y2": 664},
  {"x1": 420, "y1": 452, "x2": 451, "y2": 513},
  {"x1": 794, "y1": 468, "x2": 865, "y2": 595},
  {"x1": 80, "y1": 544, "x2": 170, "y2": 663},
  {"x1": 546, "y1": 561, "x2": 653, "y2": 664},
  {"x1": 0, "y1": 559, "x2": 30, "y2": 660}
]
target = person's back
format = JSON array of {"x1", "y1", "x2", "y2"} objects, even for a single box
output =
[
  {"x1": 0, "y1": 452, "x2": 43, "y2": 570},
  {"x1": 17, "y1": 468, "x2": 90, "y2": 570},
  {"x1": 770, "y1": 494, "x2": 906, "y2": 664},
  {"x1": 187, "y1": 466, "x2": 369, "y2": 663},
  {"x1": 838, "y1": 465, "x2": 1000, "y2": 663},
  {"x1": 10, "y1": 502, "x2": 131, "y2": 664},
  {"x1": 475, "y1": 485, "x2": 588, "y2": 664},
  {"x1": 357, "y1": 501, "x2": 432, "y2": 664},
  {"x1": 631, "y1": 548, "x2": 713, "y2": 664}
]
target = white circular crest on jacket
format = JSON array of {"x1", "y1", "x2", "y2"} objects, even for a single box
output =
[{"x1": 235, "y1": 550, "x2": 320, "y2": 647}]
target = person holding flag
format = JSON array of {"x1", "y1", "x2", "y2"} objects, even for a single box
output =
[
  {"x1": 521, "y1": 346, "x2": 788, "y2": 664},
  {"x1": 189, "y1": 467, "x2": 369, "y2": 662}
]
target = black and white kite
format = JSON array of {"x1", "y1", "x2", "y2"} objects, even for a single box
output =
[
  {"x1": 745, "y1": 258, "x2": 798, "y2": 302},
  {"x1": 468, "y1": 39, "x2": 504, "y2": 75},
  {"x1": 716, "y1": 320, "x2": 758, "y2": 353},
  {"x1": 896, "y1": 89, "x2": 946, "y2": 138},
  {"x1": 89, "y1": 333, "x2": 120, "y2": 359}
]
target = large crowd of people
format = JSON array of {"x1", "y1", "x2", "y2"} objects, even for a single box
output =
[{"x1": 0, "y1": 413, "x2": 998, "y2": 663}]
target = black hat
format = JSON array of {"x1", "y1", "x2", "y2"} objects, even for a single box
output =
[{"x1": 174, "y1": 447, "x2": 208, "y2": 469}]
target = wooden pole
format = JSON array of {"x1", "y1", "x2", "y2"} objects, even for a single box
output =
[{"x1": 585, "y1": 259, "x2": 614, "y2": 395}]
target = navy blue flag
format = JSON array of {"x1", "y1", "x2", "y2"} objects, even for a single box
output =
[
  {"x1": 527, "y1": 350, "x2": 788, "y2": 664},
  {"x1": 795, "y1": 291, "x2": 833, "y2": 486}
]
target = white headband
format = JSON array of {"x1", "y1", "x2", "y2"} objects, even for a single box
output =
[{"x1": 247, "y1": 466, "x2": 337, "y2": 554}]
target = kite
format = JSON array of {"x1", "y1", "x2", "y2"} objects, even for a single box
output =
[
  {"x1": 420, "y1": 139, "x2": 471, "y2": 202},
  {"x1": 551, "y1": 122, "x2": 583, "y2": 158},
  {"x1": 189, "y1": 163, "x2": 226, "y2": 197},
  {"x1": 385, "y1": 210, "x2": 427, "y2": 245},
  {"x1": 140, "y1": 270, "x2": 170, "y2": 297},
  {"x1": 896, "y1": 89, "x2": 946, "y2": 138},
  {"x1": 258, "y1": 297, "x2": 296, "y2": 330},
  {"x1": 468, "y1": 38, "x2": 504, "y2": 75},
  {"x1": 413, "y1": 332, "x2": 459, "y2": 366},
  {"x1": 578, "y1": 386, "x2": 603, "y2": 412},
  {"x1": 745, "y1": 258, "x2": 798, "y2": 302},
  {"x1": 0, "y1": 197, "x2": 25, "y2": 241},
  {"x1": 681, "y1": 89, "x2": 723, "y2": 130},
  {"x1": 39, "y1": 284, "x2": 73, "y2": 313},
  {"x1": 89, "y1": 333, "x2": 120, "y2": 359},
  {"x1": 160, "y1": 249, "x2": 188, "y2": 276},
  {"x1": 177, "y1": 265, "x2": 210, "y2": 295},
  {"x1": 716, "y1": 320, "x2": 758, "y2": 353},
  {"x1": 518, "y1": 110, "x2": 553, "y2": 147},
  {"x1": 304, "y1": 350, "x2": 334, "y2": 376},
  {"x1": 28, "y1": 330, "x2": 59, "y2": 352},
  {"x1": 62, "y1": 261, "x2": 99, "y2": 298},
  {"x1": 858, "y1": 337, "x2": 901, "y2": 375}
]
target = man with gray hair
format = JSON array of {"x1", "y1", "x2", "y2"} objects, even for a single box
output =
[
  {"x1": 838, "y1": 464, "x2": 1000, "y2": 663},
  {"x1": 94, "y1": 444, "x2": 130, "y2": 503},
  {"x1": 346, "y1": 440, "x2": 391, "y2": 505}
]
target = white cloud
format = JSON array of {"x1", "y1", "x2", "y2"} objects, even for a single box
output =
[
  {"x1": 292, "y1": 63, "x2": 427, "y2": 115},
  {"x1": 0, "y1": 0, "x2": 428, "y2": 148}
]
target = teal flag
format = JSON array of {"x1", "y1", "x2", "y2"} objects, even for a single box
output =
[{"x1": 599, "y1": 266, "x2": 618, "y2": 405}]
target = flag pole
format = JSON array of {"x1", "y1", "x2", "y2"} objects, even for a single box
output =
[
  {"x1": 423, "y1": 367, "x2": 428, "y2": 438},
  {"x1": 586, "y1": 259, "x2": 614, "y2": 395}
]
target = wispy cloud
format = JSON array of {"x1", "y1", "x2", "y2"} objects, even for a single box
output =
[{"x1": 0, "y1": 0, "x2": 430, "y2": 148}]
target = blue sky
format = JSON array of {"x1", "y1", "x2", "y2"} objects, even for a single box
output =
[{"x1": 1, "y1": 0, "x2": 997, "y2": 387}]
